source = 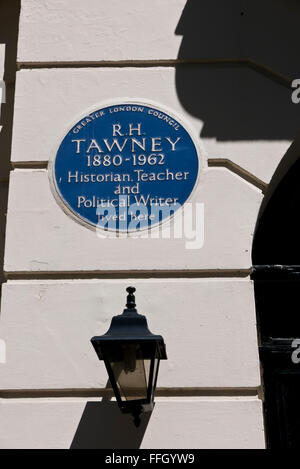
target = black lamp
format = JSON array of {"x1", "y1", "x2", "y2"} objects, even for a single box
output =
[{"x1": 91, "y1": 286, "x2": 167, "y2": 426}]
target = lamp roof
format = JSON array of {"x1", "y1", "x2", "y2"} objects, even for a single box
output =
[{"x1": 91, "y1": 286, "x2": 167, "y2": 359}]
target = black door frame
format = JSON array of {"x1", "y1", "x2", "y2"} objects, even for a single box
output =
[{"x1": 252, "y1": 265, "x2": 300, "y2": 448}]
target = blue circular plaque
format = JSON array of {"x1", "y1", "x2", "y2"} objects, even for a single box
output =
[{"x1": 50, "y1": 101, "x2": 200, "y2": 232}]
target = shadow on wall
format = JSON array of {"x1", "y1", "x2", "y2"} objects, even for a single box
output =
[
  {"x1": 252, "y1": 129, "x2": 300, "y2": 265},
  {"x1": 0, "y1": 0, "x2": 20, "y2": 287},
  {"x1": 175, "y1": 0, "x2": 300, "y2": 140},
  {"x1": 70, "y1": 399, "x2": 152, "y2": 449}
]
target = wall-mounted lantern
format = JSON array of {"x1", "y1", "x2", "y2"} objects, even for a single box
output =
[{"x1": 91, "y1": 286, "x2": 167, "y2": 426}]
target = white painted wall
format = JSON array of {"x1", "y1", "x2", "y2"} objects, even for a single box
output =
[
  {"x1": 0, "y1": 45, "x2": 4, "y2": 78},
  {"x1": 4, "y1": 169, "x2": 262, "y2": 273},
  {"x1": 17, "y1": 0, "x2": 300, "y2": 81},
  {"x1": 11, "y1": 67, "x2": 293, "y2": 184},
  {"x1": 5, "y1": 0, "x2": 297, "y2": 449},
  {"x1": 17, "y1": 0, "x2": 186, "y2": 63},
  {"x1": 0, "y1": 398, "x2": 265, "y2": 449},
  {"x1": 0, "y1": 279, "x2": 260, "y2": 389}
]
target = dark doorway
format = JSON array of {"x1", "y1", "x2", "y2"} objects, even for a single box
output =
[{"x1": 252, "y1": 144, "x2": 300, "y2": 448}]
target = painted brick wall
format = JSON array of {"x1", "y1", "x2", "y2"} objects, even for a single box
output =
[{"x1": 5, "y1": 0, "x2": 300, "y2": 448}]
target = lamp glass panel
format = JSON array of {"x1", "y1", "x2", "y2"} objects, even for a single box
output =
[
  {"x1": 109, "y1": 344, "x2": 150, "y2": 401},
  {"x1": 150, "y1": 358, "x2": 159, "y2": 400}
]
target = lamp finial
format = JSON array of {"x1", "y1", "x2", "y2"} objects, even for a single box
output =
[{"x1": 126, "y1": 286, "x2": 136, "y2": 309}]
